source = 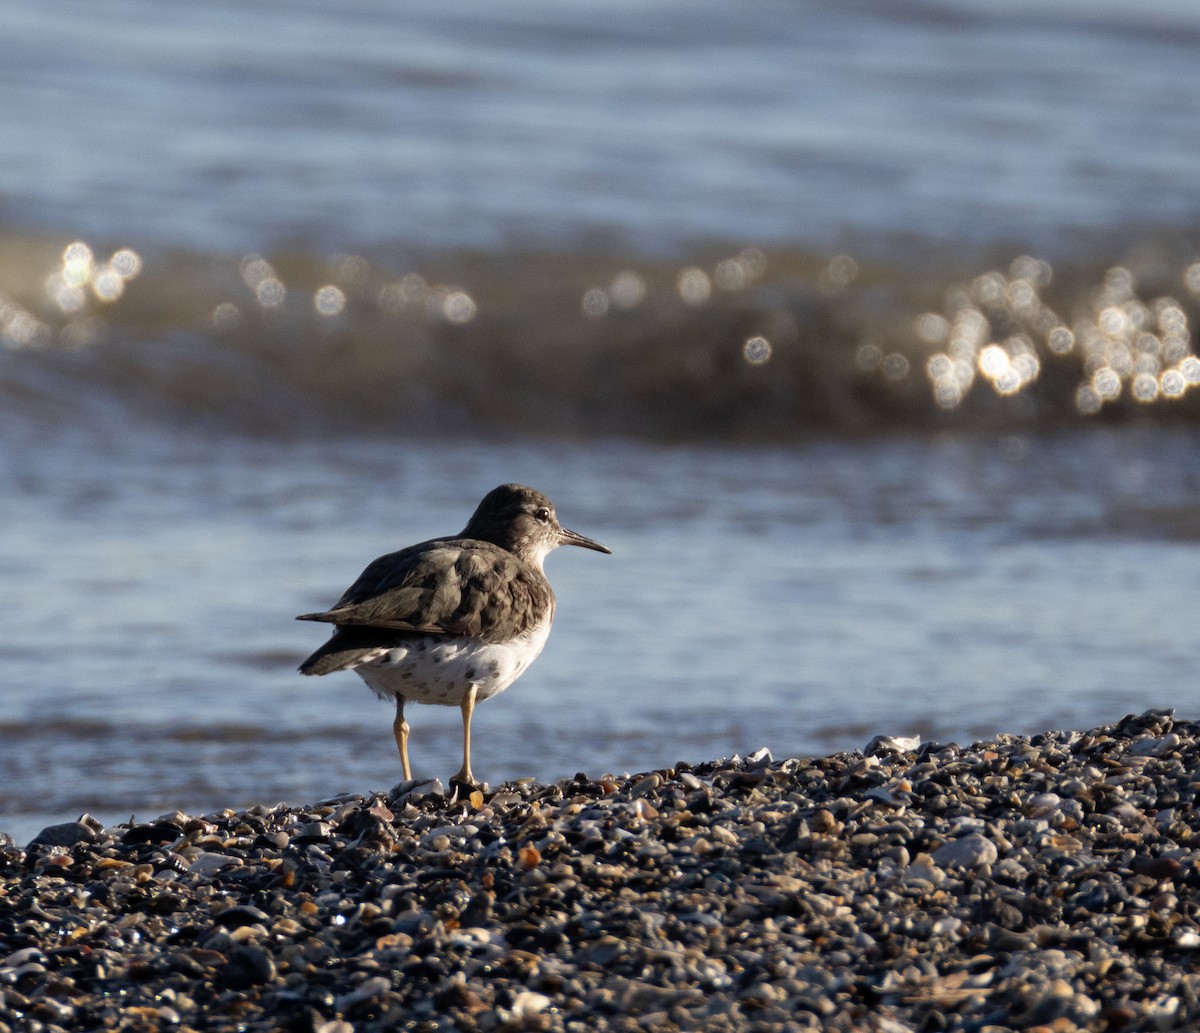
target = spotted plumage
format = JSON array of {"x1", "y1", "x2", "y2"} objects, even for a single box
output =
[{"x1": 297, "y1": 484, "x2": 610, "y2": 786}]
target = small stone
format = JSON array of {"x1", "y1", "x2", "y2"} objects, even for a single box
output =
[
  {"x1": 632, "y1": 798, "x2": 658, "y2": 820},
  {"x1": 337, "y1": 975, "x2": 392, "y2": 1011},
  {"x1": 1128, "y1": 733, "x2": 1181, "y2": 757},
  {"x1": 4, "y1": 947, "x2": 45, "y2": 967},
  {"x1": 509, "y1": 991, "x2": 552, "y2": 1019},
  {"x1": 394, "y1": 779, "x2": 445, "y2": 803},
  {"x1": 1134, "y1": 856, "x2": 1182, "y2": 880},
  {"x1": 810, "y1": 808, "x2": 838, "y2": 833},
  {"x1": 368, "y1": 800, "x2": 395, "y2": 822},
  {"x1": 932, "y1": 833, "x2": 998, "y2": 869},
  {"x1": 293, "y1": 821, "x2": 331, "y2": 841},
  {"x1": 865, "y1": 786, "x2": 903, "y2": 808},
  {"x1": 579, "y1": 936, "x2": 625, "y2": 967},
  {"x1": 1024, "y1": 792, "x2": 1061, "y2": 817},
  {"x1": 31, "y1": 995, "x2": 74, "y2": 1022},
  {"x1": 631, "y1": 773, "x2": 662, "y2": 797},
  {"x1": 865, "y1": 734, "x2": 921, "y2": 756},
  {"x1": 189, "y1": 852, "x2": 242, "y2": 876},
  {"x1": 27, "y1": 821, "x2": 96, "y2": 849},
  {"x1": 221, "y1": 945, "x2": 276, "y2": 987},
  {"x1": 214, "y1": 905, "x2": 272, "y2": 928}
]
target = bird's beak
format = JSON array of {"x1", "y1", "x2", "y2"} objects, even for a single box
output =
[{"x1": 559, "y1": 526, "x2": 612, "y2": 554}]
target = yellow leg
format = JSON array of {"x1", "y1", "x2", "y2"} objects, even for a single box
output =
[
  {"x1": 392, "y1": 697, "x2": 412, "y2": 781},
  {"x1": 451, "y1": 686, "x2": 478, "y2": 786}
]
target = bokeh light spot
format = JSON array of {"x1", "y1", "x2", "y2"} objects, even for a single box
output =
[
  {"x1": 609, "y1": 271, "x2": 646, "y2": 309},
  {"x1": 926, "y1": 353, "x2": 953, "y2": 380},
  {"x1": 1183, "y1": 262, "x2": 1200, "y2": 296},
  {"x1": 823, "y1": 254, "x2": 858, "y2": 291},
  {"x1": 1009, "y1": 255, "x2": 1052, "y2": 287},
  {"x1": 62, "y1": 242, "x2": 94, "y2": 287},
  {"x1": 1161, "y1": 369, "x2": 1186, "y2": 398},
  {"x1": 581, "y1": 288, "x2": 609, "y2": 318},
  {"x1": 856, "y1": 343, "x2": 882, "y2": 371},
  {"x1": 110, "y1": 248, "x2": 142, "y2": 280},
  {"x1": 1092, "y1": 367, "x2": 1121, "y2": 400},
  {"x1": 47, "y1": 275, "x2": 86, "y2": 314},
  {"x1": 742, "y1": 335, "x2": 771, "y2": 365},
  {"x1": 1098, "y1": 306, "x2": 1128, "y2": 336},
  {"x1": 240, "y1": 254, "x2": 274, "y2": 290},
  {"x1": 377, "y1": 283, "x2": 406, "y2": 314},
  {"x1": 442, "y1": 291, "x2": 477, "y2": 324},
  {"x1": 882, "y1": 353, "x2": 910, "y2": 380},
  {"x1": 978, "y1": 344, "x2": 1009, "y2": 378},
  {"x1": 971, "y1": 272, "x2": 1006, "y2": 307},
  {"x1": 1075, "y1": 384, "x2": 1102, "y2": 415},
  {"x1": 256, "y1": 277, "x2": 286, "y2": 308},
  {"x1": 1048, "y1": 326, "x2": 1074, "y2": 354},
  {"x1": 677, "y1": 267, "x2": 711, "y2": 305},
  {"x1": 314, "y1": 285, "x2": 346, "y2": 317},
  {"x1": 213, "y1": 303, "x2": 240, "y2": 329},
  {"x1": 934, "y1": 381, "x2": 962, "y2": 409},
  {"x1": 1132, "y1": 372, "x2": 1159, "y2": 403},
  {"x1": 91, "y1": 265, "x2": 125, "y2": 302},
  {"x1": 914, "y1": 313, "x2": 949, "y2": 345},
  {"x1": 715, "y1": 257, "x2": 749, "y2": 291}
]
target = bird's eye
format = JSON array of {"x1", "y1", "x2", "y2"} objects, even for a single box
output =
[{"x1": 535, "y1": 507, "x2": 551, "y2": 523}]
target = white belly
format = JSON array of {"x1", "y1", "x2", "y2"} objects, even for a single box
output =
[{"x1": 353, "y1": 616, "x2": 552, "y2": 708}]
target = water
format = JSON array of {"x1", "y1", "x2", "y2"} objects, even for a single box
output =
[
  {"x1": 3, "y1": 425, "x2": 1198, "y2": 843},
  {"x1": 3, "y1": 0, "x2": 1200, "y2": 253},
  {"x1": 3, "y1": 0, "x2": 1200, "y2": 841}
]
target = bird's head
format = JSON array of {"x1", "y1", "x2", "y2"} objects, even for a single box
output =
[{"x1": 463, "y1": 484, "x2": 611, "y2": 567}]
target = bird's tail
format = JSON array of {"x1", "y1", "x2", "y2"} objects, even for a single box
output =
[
  {"x1": 298, "y1": 626, "x2": 391, "y2": 676},
  {"x1": 295, "y1": 611, "x2": 336, "y2": 623}
]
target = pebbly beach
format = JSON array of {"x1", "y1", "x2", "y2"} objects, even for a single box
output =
[{"x1": 2, "y1": 708, "x2": 1199, "y2": 1033}]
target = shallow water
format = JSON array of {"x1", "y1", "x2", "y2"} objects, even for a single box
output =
[{"x1": 3, "y1": 425, "x2": 1199, "y2": 842}]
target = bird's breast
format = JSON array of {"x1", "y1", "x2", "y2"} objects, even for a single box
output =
[{"x1": 354, "y1": 614, "x2": 554, "y2": 707}]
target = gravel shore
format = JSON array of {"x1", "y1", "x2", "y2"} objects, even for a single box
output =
[{"x1": 3, "y1": 708, "x2": 1199, "y2": 1032}]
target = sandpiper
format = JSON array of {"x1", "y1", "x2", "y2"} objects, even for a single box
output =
[{"x1": 297, "y1": 484, "x2": 610, "y2": 787}]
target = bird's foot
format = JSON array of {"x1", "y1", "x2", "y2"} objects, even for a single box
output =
[{"x1": 449, "y1": 774, "x2": 485, "y2": 803}]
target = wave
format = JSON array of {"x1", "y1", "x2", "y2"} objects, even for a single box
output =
[{"x1": 5, "y1": 228, "x2": 1200, "y2": 439}]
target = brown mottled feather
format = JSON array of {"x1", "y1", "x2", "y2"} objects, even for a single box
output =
[
  {"x1": 297, "y1": 484, "x2": 609, "y2": 681},
  {"x1": 297, "y1": 539, "x2": 554, "y2": 641}
]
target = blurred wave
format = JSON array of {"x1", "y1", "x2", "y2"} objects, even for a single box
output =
[{"x1": 5, "y1": 230, "x2": 1200, "y2": 439}]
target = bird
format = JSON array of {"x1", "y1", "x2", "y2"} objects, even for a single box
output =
[{"x1": 297, "y1": 484, "x2": 610, "y2": 788}]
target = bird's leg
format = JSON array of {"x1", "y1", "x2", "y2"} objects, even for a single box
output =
[
  {"x1": 392, "y1": 696, "x2": 412, "y2": 781},
  {"x1": 451, "y1": 686, "x2": 478, "y2": 788}
]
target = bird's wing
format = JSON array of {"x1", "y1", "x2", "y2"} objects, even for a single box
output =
[{"x1": 296, "y1": 539, "x2": 553, "y2": 641}]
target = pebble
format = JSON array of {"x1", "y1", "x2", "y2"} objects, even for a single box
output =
[
  {"x1": 3, "y1": 708, "x2": 1200, "y2": 1031},
  {"x1": 26, "y1": 820, "x2": 98, "y2": 848},
  {"x1": 932, "y1": 832, "x2": 999, "y2": 868}
]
